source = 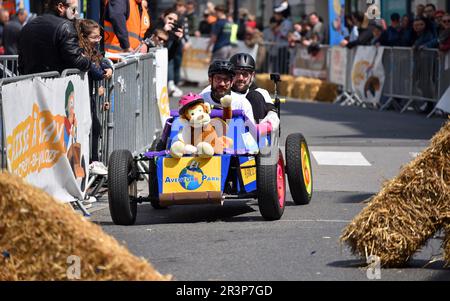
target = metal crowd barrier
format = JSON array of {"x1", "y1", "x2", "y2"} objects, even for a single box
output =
[
  {"x1": 0, "y1": 55, "x2": 19, "y2": 78},
  {"x1": 103, "y1": 51, "x2": 161, "y2": 164},
  {"x1": 259, "y1": 42, "x2": 293, "y2": 74},
  {"x1": 327, "y1": 46, "x2": 448, "y2": 115}
]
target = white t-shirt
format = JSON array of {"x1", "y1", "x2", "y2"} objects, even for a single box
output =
[{"x1": 200, "y1": 89, "x2": 255, "y2": 124}]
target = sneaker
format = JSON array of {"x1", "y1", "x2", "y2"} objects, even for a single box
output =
[
  {"x1": 81, "y1": 201, "x2": 93, "y2": 209},
  {"x1": 172, "y1": 85, "x2": 183, "y2": 97},
  {"x1": 85, "y1": 196, "x2": 97, "y2": 204},
  {"x1": 89, "y1": 161, "x2": 108, "y2": 176},
  {"x1": 168, "y1": 80, "x2": 183, "y2": 97}
]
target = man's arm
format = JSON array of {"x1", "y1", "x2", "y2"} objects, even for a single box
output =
[
  {"x1": 57, "y1": 22, "x2": 91, "y2": 72},
  {"x1": 207, "y1": 21, "x2": 221, "y2": 52},
  {"x1": 107, "y1": 0, "x2": 130, "y2": 50}
]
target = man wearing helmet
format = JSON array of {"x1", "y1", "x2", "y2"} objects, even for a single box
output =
[
  {"x1": 230, "y1": 53, "x2": 280, "y2": 132},
  {"x1": 200, "y1": 60, "x2": 255, "y2": 124}
]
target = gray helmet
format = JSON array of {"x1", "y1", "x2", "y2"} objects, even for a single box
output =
[
  {"x1": 208, "y1": 60, "x2": 235, "y2": 77},
  {"x1": 230, "y1": 53, "x2": 256, "y2": 71}
]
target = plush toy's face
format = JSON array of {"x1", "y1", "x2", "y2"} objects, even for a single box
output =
[{"x1": 183, "y1": 103, "x2": 211, "y2": 128}]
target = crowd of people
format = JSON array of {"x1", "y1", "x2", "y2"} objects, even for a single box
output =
[
  {"x1": 339, "y1": 4, "x2": 450, "y2": 51},
  {"x1": 0, "y1": 4, "x2": 30, "y2": 55}
]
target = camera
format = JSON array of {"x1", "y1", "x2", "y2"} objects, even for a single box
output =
[
  {"x1": 171, "y1": 21, "x2": 183, "y2": 32},
  {"x1": 270, "y1": 73, "x2": 281, "y2": 83}
]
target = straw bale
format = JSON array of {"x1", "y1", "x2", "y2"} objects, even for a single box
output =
[
  {"x1": 0, "y1": 173, "x2": 171, "y2": 280},
  {"x1": 340, "y1": 122, "x2": 450, "y2": 267}
]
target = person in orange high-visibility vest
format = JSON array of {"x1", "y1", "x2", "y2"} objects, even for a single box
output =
[
  {"x1": 104, "y1": 0, "x2": 150, "y2": 53},
  {"x1": 140, "y1": 0, "x2": 150, "y2": 38}
]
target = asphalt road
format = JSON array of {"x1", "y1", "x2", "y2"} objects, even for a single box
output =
[{"x1": 90, "y1": 98, "x2": 449, "y2": 281}]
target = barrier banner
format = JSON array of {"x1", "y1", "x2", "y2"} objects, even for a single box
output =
[
  {"x1": 329, "y1": 46, "x2": 347, "y2": 86},
  {"x1": 181, "y1": 37, "x2": 211, "y2": 84},
  {"x1": 155, "y1": 47, "x2": 171, "y2": 127},
  {"x1": 329, "y1": 0, "x2": 346, "y2": 46},
  {"x1": 351, "y1": 46, "x2": 385, "y2": 104},
  {"x1": 436, "y1": 87, "x2": 450, "y2": 114},
  {"x1": 293, "y1": 47, "x2": 328, "y2": 79},
  {"x1": 1, "y1": 75, "x2": 91, "y2": 203}
]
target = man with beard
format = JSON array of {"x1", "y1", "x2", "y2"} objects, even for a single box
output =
[
  {"x1": 18, "y1": 0, "x2": 90, "y2": 75},
  {"x1": 200, "y1": 60, "x2": 255, "y2": 124},
  {"x1": 230, "y1": 53, "x2": 280, "y2": 132}
]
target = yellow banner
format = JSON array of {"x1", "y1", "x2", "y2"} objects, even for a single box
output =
[
  {"x1": 163, "y1": 157, "x2": 221, "y2": 193},
  {"x1": 6, "y1": 103, "x2": 66, "y2": 178}
]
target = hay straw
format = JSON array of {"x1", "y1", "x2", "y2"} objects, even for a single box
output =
[
  {"x1": 340, "y1": 122, "x2": 450, "y2": 267},
  {"x1": 0, "y1": 173, "x2": 172, "y2": 280},
  {"x1": 255, "y1": 74, "x2": 337, "y2": 101}
]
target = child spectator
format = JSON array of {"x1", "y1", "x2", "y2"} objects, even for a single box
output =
[{"x1": 76, "y1": 19, "x2": 113, "y2": 175}]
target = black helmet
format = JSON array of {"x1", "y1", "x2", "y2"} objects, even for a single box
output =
[
  {"x1": 208, "y1": 60, "x2": 235, "y2": 77},
  {"x1": 230, "y1": 53, "x2": 256, "y2": 71}
]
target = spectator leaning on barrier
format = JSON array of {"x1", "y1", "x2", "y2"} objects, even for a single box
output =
[
  {"x1": 346, "y1": 14, "x2": 359, "y2": 43},
  {"x1": 398, "y1": 14, "x2": 414, "y2": 46},
  {"x1": 3, "y1": 9, "x2": 27, "y2": 55},
  {"x1": 412, "y1": 16, "x2": 437, "y2": 49},
  {"x1": 142, "y1": 28, "x2": 169, "y2": 48},
  {"x1": 438, "y1": 14, "x2": 450, "y2": 52},
  {"x1": 435, "y1": 10, "x2": 446, "y2": 34},
  {"x1": 383, "y1": 13, "x2": 401, "y2": 46},
  {"x1": 345, "y1": 12, "x2": 373, "y2": 49},
  {"x1": 303, "y1": 12, "x2": 326, "y2": 46},
  {"x1": 207, "y1": 5, "x2": 232, "y2": 61},
  {"x1": 370, "y1": 22, "x2": 385, "y2": 46},
  {"x1": 0, "y1": 8, "x2": 10, "y2": 54},
  {"x1": 424, "y1": 3, "x2": 438, "y2": 36},
  {"x1": 103, "y1": 0, "x2": 150, "y2": 53},
  {"x1": 18, "y1": 0, "x2": 90, "y2": 75},
  {"x1": 76, "y1": 19, "x2": 113, "y2": 176}
]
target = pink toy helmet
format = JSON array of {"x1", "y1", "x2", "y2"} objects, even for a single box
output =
[{"x1": 178, "y1": 93, "x2": 205, "y2": 115}]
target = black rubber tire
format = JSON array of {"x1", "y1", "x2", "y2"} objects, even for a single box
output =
[
  {"x1": 256, "y1": 151, "x2": 286, "y2": 221},
  {"x1": 108, "y1": 150, "x2": 138, "y2": 225},
  {"x1": 285, "y1": 133, "x2": 313, "y2": 205}
]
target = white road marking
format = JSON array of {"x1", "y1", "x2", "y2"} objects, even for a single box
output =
[{"x1": 312, "y1": 151, "x2": 372, "y2": 166}]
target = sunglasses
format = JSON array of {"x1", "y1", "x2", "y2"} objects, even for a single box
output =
[
  {"x1": 443, "y1": 19, "x2": 450, "y2": 23},
  {"x1": 88, "y1": 35, "x2": 102, "y2": 42},
  {"x1": 62, "y1": 3, "x2": 78, "y2": 13}
]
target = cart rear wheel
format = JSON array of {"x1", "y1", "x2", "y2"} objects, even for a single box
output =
[
  {"x1": 257, "y1": 150, "x2": 286, "y2": 221},
  {"x1": 108, "y1": 150, "x2": 138, "y2": 225},
  {"x1": 285, "y1": 133, "x2": 313, "y2": 205}
]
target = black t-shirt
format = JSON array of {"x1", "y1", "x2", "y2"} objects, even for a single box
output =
[{"x1": 233, "y1": 83, "x2": 277, "y2": 124}]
